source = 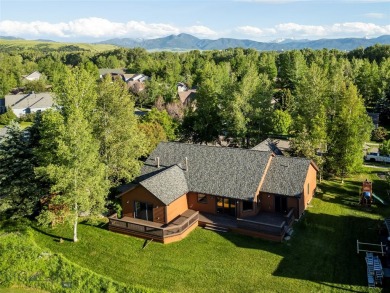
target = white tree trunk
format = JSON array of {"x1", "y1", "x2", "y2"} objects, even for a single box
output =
[{"x1": 73, "y1": 202, "x2": 78, "y2": 242}]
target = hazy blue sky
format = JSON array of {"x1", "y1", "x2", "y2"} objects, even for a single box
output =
[{"x1": 0, "y1": 0, "x2": 389, "y2": 42}]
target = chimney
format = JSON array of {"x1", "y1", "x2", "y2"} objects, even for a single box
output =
[
  {"x1": 185, "y1": 157, "x2": 188, "y2": 172},
  {"x1": 155, "y1": 157, "x2": 160, "y2": 168}
]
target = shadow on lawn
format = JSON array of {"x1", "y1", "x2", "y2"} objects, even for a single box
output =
[
  {"x1": 317, "y1": 179, "x2": 390, "y2": 218},
  {"x1": 215, "y1": 211, "x2": 382, "y2": 288},
  {"x1": 30, "y1": 225, "x2": 73, "y2": 242}
]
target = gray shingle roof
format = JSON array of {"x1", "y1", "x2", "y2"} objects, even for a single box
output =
[
  {"x1": 140, "y1": 165, "x2": 189, "y2": 205},
  {"x1": 260, "y1": 156, "x2": 311, "y2": 197},
  {"x1": 252, "y1": 138, "x2": 284, "y2": 155},
  {"x1": 4, "y1": 92, "x2": 54, "y2": 109},
  {"x1": 138, "y1": 142, "x2": 272, "y2": 201}
]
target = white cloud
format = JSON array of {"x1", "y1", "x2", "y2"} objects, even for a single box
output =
[
  {"x1": 0, "y1": 18, "x2": 389, "y2": 42},
  {"x1": 236, "y1": 26, "x2": 264, "y2": 35},
  {"x1": 364, "y1": 12, "x2": 385, "y2": 19},
  {"x1": 0, "y1": 18, "x2": 187, "y2": 39},
  {"x1": 183, "y1": 25, "x2": 218, "y2": 38},
  {"x1": 234, "y1": 22, "x2": 390, "y2": 40}
]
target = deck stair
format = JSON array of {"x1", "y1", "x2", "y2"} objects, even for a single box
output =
[
  {"x1": 203, "y1": 223, "x2": 229, "y2": 233},
  {"x1": 284, "y1": 225, "x2": 293, "y2": 236}
]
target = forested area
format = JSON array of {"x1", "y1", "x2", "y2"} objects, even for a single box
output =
[{"x1": 0, "y1": 44, "x2": 389, "y2": 240}]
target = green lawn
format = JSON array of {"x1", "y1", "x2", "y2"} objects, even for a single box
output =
[
  {"x1": 25, "y1": 169, "x2": 390, "y2": 292},
  {"x1": 26, "y1": 168, "x2": 390, "y2": 293}
]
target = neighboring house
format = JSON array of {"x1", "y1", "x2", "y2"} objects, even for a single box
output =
[
  {"x1": 130, "y1": 74, "x2": 150, "y2": 83},
  {"x1": 98, "y1": 68, "x2": 126, "y2": 80},
  {"x1": 177, "y1": 82, "x2": 188, "y2": 92},
  {"x1": 1, "y1": 92, "x2": 54, "y2": 117},
  {"x1": 252, "y1": 138, "x2": 291, "y2": 156},
  {"x1": 109, "y1": 142, "x2": 318, "y2": 243},
  {"x1": 123, "y1": 73, "x2": 136, "y2": 82},
  {"x1": 367, "y1": 112, "x2": 379, "y2": 129},
  {"x1": 22, "y1": 71, "x2": 42, "y2": 82},
  {"x1": 127, "y1": 80, "x2": 146, "y2": 94},
  {"x1": 178, "y1": 89, "x2": 197, "y2": 107}
]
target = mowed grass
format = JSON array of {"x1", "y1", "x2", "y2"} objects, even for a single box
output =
[{"x1": 30, "y1": 167, "x2": 390, "y2": 293}]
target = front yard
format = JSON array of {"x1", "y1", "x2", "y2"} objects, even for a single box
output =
[{"x1": 2, "y1": 166, "x2": 390, "y2": 292}]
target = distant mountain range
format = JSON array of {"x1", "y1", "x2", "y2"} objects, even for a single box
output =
[
  {"x1": 97, "y1": 33, "x2": 390, "y2": 51},
  {"x1": 1, "y1": 34, "x2": 389, "y2": 51}
]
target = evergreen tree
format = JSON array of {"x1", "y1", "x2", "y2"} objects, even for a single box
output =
[{"x1": 0, "y1": 122, "x2": 41, "y2": 218}]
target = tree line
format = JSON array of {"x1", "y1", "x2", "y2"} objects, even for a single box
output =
[{"x1": 0, "y1": 45, "x2": 389, "y2": 240}]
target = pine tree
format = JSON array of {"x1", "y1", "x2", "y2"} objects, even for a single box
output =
[{"x1": 0, "y1": 122, "x2": 41, "y2": 218}]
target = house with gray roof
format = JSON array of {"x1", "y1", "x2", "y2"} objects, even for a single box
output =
[
  {"x1": 110, "y1": 142, "x2": 318, "y2": 243},
  {"x1": 1, "y1": 92, "x2": 54, "y2": 117},
  {"x1": 22, "y1": 71, "x2": 42, "y2": 82},
  {"x1": 252, "y1": 138, "x2": 290, "y2": 155}
]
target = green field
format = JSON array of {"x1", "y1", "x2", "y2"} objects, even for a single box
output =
[
  {"x1": 0, "y1": 39, "x2": 118, "y2": 52},
  {"x1": 1, "y1": 167, "x2": 390, "y2": 292}
]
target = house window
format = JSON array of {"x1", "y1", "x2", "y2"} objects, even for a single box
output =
[
  {"x1": 197, "y1": 194, "x2": 207, "y2": 204},
  {"x1": 307, "y1": 183, "x2": 310, "y2": 195},
  {"x1": 134, "y1": 201, "x2": 153, "y2": 221},
  {"x1": 242, "y1": 200, "x2": 253, "y2": 211}
]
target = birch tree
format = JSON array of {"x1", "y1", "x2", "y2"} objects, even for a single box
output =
[{"x1": 37, "y1": 68, "x2": 108, "y2": 242}]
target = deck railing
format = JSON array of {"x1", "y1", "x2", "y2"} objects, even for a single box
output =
[
  {"x1": 237, "y1": 208, "x2": 295, "y2": 236},
  {"x1": 284, "y1": 208, "x2": 295, "y2": 226},
  {"x1": 109, "y1": 211, "x2": 199, "y2": 240},
  {"x1": 237, "y1": 218, "x2": 286, "y2": 235}
]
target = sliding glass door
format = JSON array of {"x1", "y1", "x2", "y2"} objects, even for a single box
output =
[
  {"x1": 134, "y1": 201, "x2": 153, "y2": 221},
  {"x1": 216, "y1": 197, "x2": 236, "y2": 217}
]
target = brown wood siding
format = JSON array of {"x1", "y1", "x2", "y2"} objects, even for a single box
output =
[
  {"x1": 300, "y1": 163, "x2": 317, "y2": 217},
  {"x1": 153, "y1": 206, "x2": 165, "y2": 224},
  {"x1": 258, "y1": 193, "x2": 275, "y2": 212},
  {"x1": 120, "y1": 185, "x2": 165, "y2": 224},
  {"x1": 166, "y1": 194, "x2": 189, "y2": 223},
  {"x1": 187, "y1": 192, "x2": 217, "y2": 214}
]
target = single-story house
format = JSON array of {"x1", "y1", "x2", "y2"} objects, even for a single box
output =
[
  {"x1": 178, "y1": 89, "x2": 197, "y2": 107},
  {"x1": 22, "y1": 71, "x2": 42, "y2": 82},
  {"x1": 1, "y1": 92, "x2": 54, "y2": 117},
  {"x1": 252, "y1": 138, "x2": 291, "y2": 156},
  {"x1": 98, "y1": 68, "x2": 126, "y2": 80},
  {"x1": 109, "y1": 142, "x2": 318, "y2": 243}
]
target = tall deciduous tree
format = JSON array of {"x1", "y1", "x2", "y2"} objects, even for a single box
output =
[
  {"x1": 36, "y1": 68, "x2": 109, "y2": 242},
  {"x1": 326, "y1": 82, "x2": 373, "y2": 179},
  {"x1": 94, "y1": 76, "x2": 147, "y2": 187}
]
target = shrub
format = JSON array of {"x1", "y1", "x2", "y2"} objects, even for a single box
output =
[{"x1": 371, "y1": 126, "x2": 387, "y2": 142}]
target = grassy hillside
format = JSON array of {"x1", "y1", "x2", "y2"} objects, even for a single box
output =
[{"x1": 0, "y1": 39, "x2": 118, "y2": 52}]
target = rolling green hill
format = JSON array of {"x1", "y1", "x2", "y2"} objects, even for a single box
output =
[{"x1": 0, "y1": 39, "x2": 119, "y2": 52}]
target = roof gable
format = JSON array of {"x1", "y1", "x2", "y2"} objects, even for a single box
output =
[
  {"x1": 140, "y1": 165, "x2": 189, "y2": 205},
  {"x1": 260, "y1": 156, "x2": 311, "y2": 196}
]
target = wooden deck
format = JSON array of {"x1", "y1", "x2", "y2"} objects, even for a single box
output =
[
  {"x1": 109, "y1": 209, "x2": 295, "y2": 243},
  {"x1": 199, "y1": 209, "x2": 295, "y2": 242},
  {"x1": 109, "y1": 209, "x2": 199, "y2": 244}
]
